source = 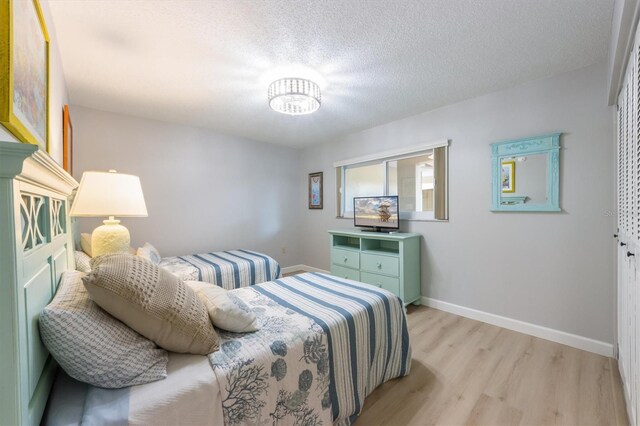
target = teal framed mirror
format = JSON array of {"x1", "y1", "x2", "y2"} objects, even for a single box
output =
[{"x1": 491, "y1": 133, "x2": 560, "y2": 212}]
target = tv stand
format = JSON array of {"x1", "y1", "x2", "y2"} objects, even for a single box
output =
[{"x1": 328, "y1": 229, "x2": 421, "y2": 306}]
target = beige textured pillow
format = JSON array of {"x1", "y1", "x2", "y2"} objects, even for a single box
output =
[
  {"x1": 186, "y1": 281, "x2": 259, "y2": 332},
  {"x1": 83, "y1": 254, "x2": 219, "y2": 355}
]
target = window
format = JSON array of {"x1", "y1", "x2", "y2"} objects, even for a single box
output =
[{"x1": 336, "y1": 142, "x2": 448, "y2": 220}]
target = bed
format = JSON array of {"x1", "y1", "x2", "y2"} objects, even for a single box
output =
[
  {"x1": 44, "y1": 272, "x2": 410, "y2": 425},
  {"x1": 0, "y1": 142, "x2": 411, "y2": 426},
  {"x1": 159, "y1": 250, "x2": 281, "y2": 289}
]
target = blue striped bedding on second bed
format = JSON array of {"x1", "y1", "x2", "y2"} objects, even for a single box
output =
[
  {"x1": 160, "y1": 250, "x2": 281, "y2": 290},
  {"x1": 252, "y1": 272, "x2": 411, "y2": 423}
]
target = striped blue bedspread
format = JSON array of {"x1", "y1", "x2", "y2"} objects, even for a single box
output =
[
  {"x1": 158, "y1": 250, "x2": 281, "y2": 290},
  {"x1": 51, "y1": 272, "x2": 410, "y2": 425},
  {"x1": 253, "y1": 272, "x2": 411, "y2": 422}
]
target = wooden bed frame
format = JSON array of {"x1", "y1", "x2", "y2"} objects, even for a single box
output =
[{"x1": 0, "y1": 142, "x2": 78, "y2": 426}]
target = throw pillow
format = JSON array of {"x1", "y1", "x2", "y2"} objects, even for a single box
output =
[
  {"x1": 186, "y1": 280, "x2": 260, "y2": 333},
  {"x1": 39, "y1": 271, "x2": 168, "y2": 388},
  {"x1": 84, "y1": 254, "x2": 219, "y2": 355}
]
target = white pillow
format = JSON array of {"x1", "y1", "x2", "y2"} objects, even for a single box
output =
[
  {"x1": 185, "y1": 281, "x2": 259, "y2": 333},
  {"x1": 80, "y1": 233, "x2": 93, "y2": 257},
  {"x1": 137, "y1": 242, "x2": 162, "y2": 264}
]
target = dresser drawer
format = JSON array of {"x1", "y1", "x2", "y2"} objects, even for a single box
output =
[
  {"x1": 331, "y1": 248, "x2": 360, "y2": 270},
  {"x1": 331, "y1": 264, "x2": 360, "y2": 281},
  {"x1": 360, "y1": 272, "x2": 400, "y2": 295},
  {"x1": 361, "y1": 253, "x2": 399, "y2": 277}
]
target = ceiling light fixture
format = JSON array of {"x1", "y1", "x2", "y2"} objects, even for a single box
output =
[{"x1": 268, "y1": 78, "x2": 321, "y2": 115}]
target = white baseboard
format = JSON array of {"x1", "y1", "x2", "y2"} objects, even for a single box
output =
[
  {"x1": 422, "y1": 297, "x2": 613, "y2": 357},
  {"x1": 281, "y1": 264, "x2": 330, "y2": 275}
]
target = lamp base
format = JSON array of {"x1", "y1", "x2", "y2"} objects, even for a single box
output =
[{"x1": 91, "y1": 217, "x2": 130, "y2": 257}]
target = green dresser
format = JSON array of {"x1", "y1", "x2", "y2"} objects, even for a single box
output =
[{"x1": 328, "y1": 229, "x2": 421, "y2": 306}]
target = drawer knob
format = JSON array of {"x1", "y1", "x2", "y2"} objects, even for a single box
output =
[
  {"x1": 343, "y1": 257, "x2": 348, "y2": 263},
  {"x1": 377, "y1": 262, "x2": 382, "y2": 269}
]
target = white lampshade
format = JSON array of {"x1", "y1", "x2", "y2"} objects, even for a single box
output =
[{"x1": 70, "y1": 171, "x2": 148, "y2": 217}]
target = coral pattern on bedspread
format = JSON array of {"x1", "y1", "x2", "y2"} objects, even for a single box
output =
[
  {"x1": 159, "y1": 250, "x2": 281, "y2": 289},
  {"x1": 213, "y1": 272, "x2": 411, "y2": 424},
  {"x1": 209, "y1": 288, "x2": 331, "y2": 426}
]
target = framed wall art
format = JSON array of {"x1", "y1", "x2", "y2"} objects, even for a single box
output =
[
  {"x1": 0, "y1": 0, "x2": 50, "y2": 152},
  {"x1": 309, "y1": 171, "x2": 323, "y2": 209},
  {"x1": 62, "y1": 105, "x2": 72, "y2": 174},
  {"x1": 501, "y1": 160, "x2": 515, "y2": 193}
]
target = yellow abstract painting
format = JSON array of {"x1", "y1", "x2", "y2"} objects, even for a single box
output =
[{"x1": 0, "y1": 0, "x2": 50, "y2": 152}]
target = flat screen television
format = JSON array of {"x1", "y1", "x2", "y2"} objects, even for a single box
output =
[{"x1": 353, "y1": 196, "x2": 400, "y2": 232}]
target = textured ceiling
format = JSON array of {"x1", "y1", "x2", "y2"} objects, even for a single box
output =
[{"x1": 49, "y1": 0, "x2": 614, "y2": 147}]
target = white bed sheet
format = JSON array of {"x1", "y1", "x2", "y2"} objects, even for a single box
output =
[
  {"x1": 127, "y1": 353, "x2": 223, "y2": 425},
  {"x1": 45, "y1": 353, "x2": 223, "y2": 426}
]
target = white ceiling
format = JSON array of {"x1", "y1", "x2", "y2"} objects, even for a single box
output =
[{"x1": 49, "y1": 0, "x2": 614, "y2": 148}]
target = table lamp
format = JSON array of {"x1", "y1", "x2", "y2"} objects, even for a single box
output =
[{"x1": 70, "y1": 170, "x2": 148, "y2": 257}]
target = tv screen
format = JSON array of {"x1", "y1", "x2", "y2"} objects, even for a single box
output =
[{"x1": 353, "y1": 196, "x2": 399, "y2": 231}]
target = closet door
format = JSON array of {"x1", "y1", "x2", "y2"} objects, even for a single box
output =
[
  {"x1": 618, "y1": 25, "x2": 640, "y2": 426},
  {"x1": 636, "y1": 41, "x2": 640, "y2": 423},
  {"x1": 620, "y1": 74, "x2": 633, "y2": 426}
]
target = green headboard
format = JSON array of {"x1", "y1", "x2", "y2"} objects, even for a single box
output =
[{"x1": 0, "y1": 142, "x2": 78, "y2": 426}]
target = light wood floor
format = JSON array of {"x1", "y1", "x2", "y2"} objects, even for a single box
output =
[{"x1": 356, "y1": 305, "x2": 628, "y2": 426}]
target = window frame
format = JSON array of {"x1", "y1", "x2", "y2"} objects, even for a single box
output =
[{"x1": 334, "y1": 139, "x2": 449, "y2": 221}]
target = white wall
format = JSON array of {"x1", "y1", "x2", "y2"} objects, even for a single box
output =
[
  {"x1": 71, "y1": 106, "x2": 302, "y2": 266},
  {"x1": 297, "y1": 62, "x2": 615, "y2": 344},
  {"x1": 42, "y1": 0, "x2": 70, "y2": 165},
  {"x1": 69, "y1": 62, "x2": 614, "y2": 346},
  {"x1": 0, "y1": 0, "x2": 69, "y2": 165}
]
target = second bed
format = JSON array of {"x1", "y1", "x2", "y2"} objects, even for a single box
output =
[{"x1": 159, "y1": 249, "x2": 281, "y2": 289}]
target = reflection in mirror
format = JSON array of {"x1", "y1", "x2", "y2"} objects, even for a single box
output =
[
  {"x1": 499, "y1": 154, "x2": 548, "y2": 206},
  {"x1": 490, "y1": 133, "x2": 560, "y2": 212}
]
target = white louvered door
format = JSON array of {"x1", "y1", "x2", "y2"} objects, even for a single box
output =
[{"x1": 617, "y1": 25, "x2": 640, "y2": 426}]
